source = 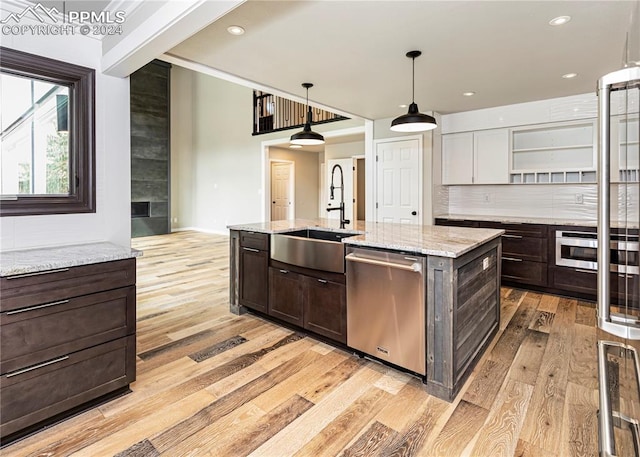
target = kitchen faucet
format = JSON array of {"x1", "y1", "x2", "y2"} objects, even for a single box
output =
[{"x1": 327, "y1": 164, "x2": 350, "y2": 229}]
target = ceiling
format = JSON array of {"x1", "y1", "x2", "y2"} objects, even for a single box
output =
[{"x1": 168, "y1": 0, "x2": 636, "y2": 120}]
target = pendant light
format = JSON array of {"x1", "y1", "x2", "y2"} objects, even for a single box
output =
[
  {"x1": 290, "y1": 82, "x2": 325, "y2": 146},
  {"x1": 390, "y1": 50, "x2": 437, "y2": 132}
]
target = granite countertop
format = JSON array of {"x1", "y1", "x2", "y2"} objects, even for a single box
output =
[
  {"x1": 228, "y1": 218, "x2": 503, "y2": 258},
  {"x1": 438, "y1": 214, "x2": 638, "y2": 229},
  {"x1": 437, "y1": 214, "x2": 598, "y2": 226},
  {"x1": 0, "y1": 242, "x2": 142, "y2": 277}
]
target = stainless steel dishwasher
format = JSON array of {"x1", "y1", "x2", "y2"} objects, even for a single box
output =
[{"x1": 346, "y1": 246, "x2": 426, "y2": 375}]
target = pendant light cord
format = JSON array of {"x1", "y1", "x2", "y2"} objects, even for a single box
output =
[{"x1": 412, "y1": 56, "x2": 415, "y2": 103}]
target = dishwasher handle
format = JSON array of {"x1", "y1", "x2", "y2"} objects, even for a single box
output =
[{"x1": 345, "y1": 253, "x2": 422, "y2": 272}]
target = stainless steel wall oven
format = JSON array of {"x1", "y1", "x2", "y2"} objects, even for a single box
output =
[{"x1": 555, "y1": 230, "x2": 639, "y2": 275}]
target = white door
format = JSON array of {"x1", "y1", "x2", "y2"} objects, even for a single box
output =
[
  {"x1": 326, "y1": 158, "x2": 353, "y2": 222},
  {"x1": 375, "y1": 138, "x2": 422, "y2": 224},
  {"x1": 271, "y1": 161, "x2": 293, "y2": 221}
]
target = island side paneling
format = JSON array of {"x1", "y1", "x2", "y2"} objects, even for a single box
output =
[{"x1": 426, "y1": 237, "x2": 501, "y2": 401}]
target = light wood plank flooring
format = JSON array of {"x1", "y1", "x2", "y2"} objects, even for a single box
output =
[{"x1": 3, "y1": 231, "x2": 606, "y2": 456}]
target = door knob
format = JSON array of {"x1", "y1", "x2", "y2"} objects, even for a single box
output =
[
  {"x1": 272, "y1": 201, "x2": 276, "y2": 204},
  {"x1": 411, "y1": 211, "x2": 417, "y2": 216}
]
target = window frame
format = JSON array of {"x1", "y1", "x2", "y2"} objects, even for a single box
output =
[{"x1": 0, "y1": 46, "x2": 95, "y2": 217}]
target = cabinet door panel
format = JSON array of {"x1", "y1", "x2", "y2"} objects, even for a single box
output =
[
  {"x1": 0, "y1": 286, "x2": 135, "y2": 375},
  {"x1": 239, "y1": 248, "x2": 269, "y2": 313},
  {"x1": 442, "y1": 133, "x2": 473, "y2": 185},
  {"x1": 303, "y1": 277, "x2": 346, "y2": 344},
  {"x1": 501, "y1": 258, "x2": 547, "y2": 286},
  {"x1": 1, "y1": 335, "x2": 135, "y2": 439},
  {"x1": 474, "y1": 129, "x2": 509, "y2": 184},
  {"x1": 501, "y1": 236, "x2": 548, "y2": 263},
  {"x1": 549, "y1": 266, "x2": 596, "y2": 297},
  {"x1": 0, "y1": 259, "x2": 136, "y2": 313},
  {"x1": 269, "y1": 268, "x2": 303, "y2": 326}
]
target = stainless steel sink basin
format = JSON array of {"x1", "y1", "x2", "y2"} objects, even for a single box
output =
[{"x1": 270, "y1": 229, "x2": 359, "y2": 273}]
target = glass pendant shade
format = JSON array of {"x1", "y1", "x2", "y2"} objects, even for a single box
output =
[
  {"x1": 391, "y1": 50, "x2": 437, "y2": 133},
  {"x1": 291, "y1": 83, "x2": 325, "y2": 146}
]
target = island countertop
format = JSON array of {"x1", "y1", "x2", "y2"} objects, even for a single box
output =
[
  {"x1": 227, "y1": 218, "x2": 503, "y2": 258},
  {"x1": 0, "y1": 242, "x2": 142, "y2": 277}
]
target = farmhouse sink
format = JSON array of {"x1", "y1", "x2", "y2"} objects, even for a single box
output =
[{"x1": 270, "y1": 229, "x2": 359, "y2": 273}]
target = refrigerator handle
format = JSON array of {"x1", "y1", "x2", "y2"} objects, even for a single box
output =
[{"x1": 598, "y1": 340, "x2": 640, "y2": 457}]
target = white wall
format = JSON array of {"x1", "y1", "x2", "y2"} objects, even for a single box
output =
[
  {"x1": 170, "y1": 67, "x2": 363, "y2": 233},
  {"x1": 373, "y1": 116, "x2": 435, "y2": 225},
  {"x1": 324, "y1": 141, "x2": 365, "y2": 161},
  {"x1": 0, "y1": 34, "x2": 131, "y2": 251}
]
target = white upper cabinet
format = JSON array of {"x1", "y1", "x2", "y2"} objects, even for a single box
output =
[
  {"x1": 442, "y1": 129, "x2": 509, "y2": 185},
  {"x1": 474, "y1": 129, "x2": 509, "y2": 184},
  {"x1": 442, "y1": 132, "x2": 473, "y2": 184}
]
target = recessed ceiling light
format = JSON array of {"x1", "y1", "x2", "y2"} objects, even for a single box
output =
[
  {"x1": 562, "y1": 72, "x2": 578, "y2": 79},
  {"x1": 462, "y1": 91, "x2": 475, "y2": 97},
  {"x1": 549, "y1": 15, "x2": 571, "y2": 26},
  {"x1": 289, "y1": 144, "x2": 302, "y2": 149},
  {"x1": 227, "y1": 25, "x2": 245, "y2": 36}
]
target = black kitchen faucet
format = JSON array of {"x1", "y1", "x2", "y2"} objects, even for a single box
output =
[{"x1": 327, "y1": 164, "x2": 350, "y2": 229}]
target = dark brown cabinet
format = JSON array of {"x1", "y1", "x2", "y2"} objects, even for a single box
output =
[
  {"x1": 239, "y1": 232, "x2": 269, "y2": 313},
  {"x1": 268, "y1": 266, "x2": 347, "y2": 344},
  {"x1": 0, "y1": 258, "x2": 137, "y2": 443},
  {"x1": 303, "y1": 276, "x2": 346, "y2": 344},
  {"x1": 435, "y1": 219, "x2": 549, "y2": 288},
  {"x1": 478, "y1": 221, "x2": 548, "y2": 287},
  {"x1": 269, "y1": 267, "x2": 304, "y2": 326}
]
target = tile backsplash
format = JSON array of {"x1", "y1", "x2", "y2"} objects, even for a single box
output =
[{"x1": 435, "y1": 184, "x2": 639, "y2": 224}]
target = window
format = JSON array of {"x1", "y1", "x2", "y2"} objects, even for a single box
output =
[{"x1": 0, "y1": 47, "x2": 95, "y2": 216}]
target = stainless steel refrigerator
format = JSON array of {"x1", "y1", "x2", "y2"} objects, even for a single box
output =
[{"x1": 597, "y1": 5, "x2": 640, "y2": 454}]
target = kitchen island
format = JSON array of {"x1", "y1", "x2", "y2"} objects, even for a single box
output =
[{"x1": 228, "y1": 219, "x2": 503, "y2": 401}]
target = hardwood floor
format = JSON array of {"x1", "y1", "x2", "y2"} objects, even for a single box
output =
[{"x1": 2, "y1": 231, "x2": 607, "y2": 456}]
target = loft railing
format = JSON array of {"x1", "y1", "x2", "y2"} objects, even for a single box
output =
[{"x1": 252, "y1": 90, "x2": 348, "y2": 135}]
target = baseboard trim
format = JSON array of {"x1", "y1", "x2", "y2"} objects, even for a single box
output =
[{"x1": 171, "y1": 227, "x2": 230, "y2": 236}]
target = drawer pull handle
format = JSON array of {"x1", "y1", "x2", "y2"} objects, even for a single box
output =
[
  {"x1": 317, "y1": 279, "x2": 328, "y2": 284},
  {"x1": 575, "y1": 268, "x2": 597, "y2": 274},
  {"x1": 279, "y1": 269, "x2": 289, "y2": 274},
  {"x1": 502, "y1": 234, "x2": 523, "y2": 239},
  {"x1": 6, "y1": 300, "x2": 70, "y2": 316},
  {"x1": 5, "y1": 268, "x2": 70, "y2": 280},
  {"x1": 502, "y1": 257, "x2": 523, "y2": 262},
  {"x1": 6, "y1": 355, "x2": 69, "y2": 378},
  {"x1": 242, "y1": 247, "x2": 260, "y2": 253}
]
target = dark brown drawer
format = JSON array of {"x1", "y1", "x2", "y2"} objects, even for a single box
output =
[
  {"x1": 239, "y1": 232, "x2": 269, "y2": 251},
  {"x1": 548, "y1": 266, "x2": 597, "y2": 297},
  {"x1": 0, "y1": 286, "x2": 135, "y2": 375},
  {"x1": 478, "y1": 221, "x2": 547, "y2": 238},
  {"x1": 0, "y1": 335, "x2": 135, "y2": 439},
  {"x1": 0, "y1": 259, "x2": 135, "y2": 313},
  {"x1": 501, "y1": 257, "x2": 547, "y2": 287},
  {"x1": 434, "y1": 218, "x2": 478, "y2": 228},
  {"x1": 502, "y1": 236, "x2": 548, "y2": 263}
]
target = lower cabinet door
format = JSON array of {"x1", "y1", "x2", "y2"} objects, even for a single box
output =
[
  {"x1": 239, "y1": 248, "x2": 269, "y2": 313},
  {"x1": 268, "y1": 268, "x2": 303, "y2": 326},
  {"x1": 0, "y1": 335, "x2": 135, "y2": 439},
  {"x1": 303, "y1": 277, "x2": 346, "y2": 344}
]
